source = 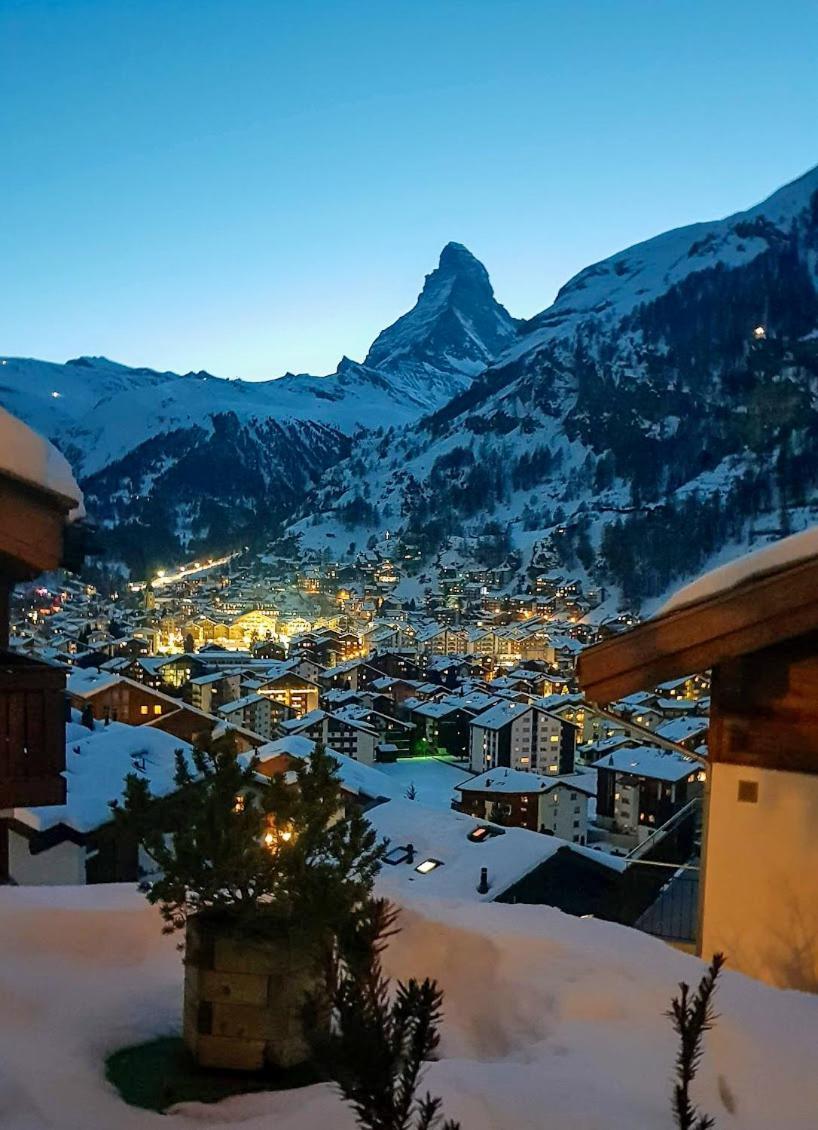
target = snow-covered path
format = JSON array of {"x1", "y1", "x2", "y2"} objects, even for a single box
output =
[{"x1": 0, "y1": 884, "x2": 816, "y2": 1129}]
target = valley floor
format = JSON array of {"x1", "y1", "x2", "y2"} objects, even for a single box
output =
[{"x1": 1, "y1": 884, "x2": 816, "y2": 1129}]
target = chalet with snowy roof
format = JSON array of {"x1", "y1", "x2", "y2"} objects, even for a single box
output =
[
  {"x1": 67, "y1": 671, "x2": 265, "y2": 751},
  {"x1": 654, "y1": 673, "x2": 709, "y2": 700},
  {"x1": 317, "y1": 657, "x2": 382, "y2": 692},
  {"x1": 578, "y1": 526, "x2": 818, "y2": 989},
  {"x1": 217, "y1": 692, "x2": 278, "y2": 740},
  {"x1": 334, "y1": 706, "x2": 413, "y2": 756},
  {"x1": 469, "y1": 701, "x2": 576, "y2": 776},
  {"x1": 188, "y1": 670, "x2": 241, "y2": 714},
  {"x1": 0, "y1": 410, "x2": 85, "y2": 850},
  {"x1": 455, "y1": 767, "x2": 594, "y2": 842},
  {"x1": 3, "y1": 719, "x2": 195, "y2": 885},
  {"x1": 281, "y1": 708, "x2": 380, "y2": 765},
  {"x1": 367, "y1": 650, "x2": 424, "y2": 682},
  {"x1": 254, "y1": 735, "x2": 392, "y2": 807},
  {"x1": 408, "y1": 699, "x2": 475, "y2": 759},
  {"x1": 415, "y1": 625, "x2": 469, "y2": 657},
  {"x1": 591, "y1": 744, "x2": 704, "y2": 843},
  {"x1": 611, "y1": 693, "x2": 665, "y2": 731},
  {"x1": 655, "y1": 715, "x2": 709, "y2": 751},
  {"x1": 257, "y1": 670, "x2": 319, "y2": 718},
  {"x1": 292, "y1": 627, "x2": 360, "y2": 667}
]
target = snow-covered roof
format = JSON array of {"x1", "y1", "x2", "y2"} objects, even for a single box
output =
[
  {"x1": 448, "y1": 691, "x2": 500, "y2": 714},
  {"x1": 470, "y1": 700, "x2": 531, "y2": 731},
  {"x1": 280, "y1": 708, "x2": 325, "y2": 731},
  {"x1": 67, "y1": 667, "x2": 121, "y2": 697},
  {"x1": 255, "y1": 736, "x2": 394, "y2": 801},
  {"x1": 15, "y1": 721, "x2": 193, "y2": 834},
  {"x1": 591, "y1": 744, "x2": 699, "y2": 783},
  {"x1": 217, "y1": 692, "x2": 269, "y2": 715},
  {"x1": 0, "y1": 407, "x2": 84, "y2": 517},
  {"x1": 655, "y1": 717, "x2": 709, "y2": 744},
  {"x1": 456, "y1": 767, "x2": 596, "y2": 797},
  {"x1": 659, "y1": 526, "x2": 818, "y2": 615},
  {"x1": 412, "y1": 699, "x2": 464, "y2": 720},
  {"x1": 368, "y1": 797, "x2": 570, "y2": 902}
]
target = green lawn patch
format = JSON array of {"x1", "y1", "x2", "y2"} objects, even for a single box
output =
[{"x1": 106, "y1": 1037, "x2": 321, "y2": 1113}]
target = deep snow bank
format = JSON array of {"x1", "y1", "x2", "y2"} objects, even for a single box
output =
[{"x1": 0, "y1": 885, "x2": 815, "y2": 1129}]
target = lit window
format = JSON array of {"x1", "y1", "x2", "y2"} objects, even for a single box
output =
[
  {"x1": 153, "y1": 705, "x2": 162, "y2": 715},
  {"x1": 415, "y1": 858, "x2": 443, "y2": 874},
  {"x1": 233, "y1": 795, "x2": 245, "y2": 813},
  {"x1": 140, "y1": 705, "x2": 149, "y2": 715},
  {"x1": 550, "y1": 734, "x2": 559, "y2": 743}
]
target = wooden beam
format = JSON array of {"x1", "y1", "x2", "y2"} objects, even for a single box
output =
[{"x1": 577, "y1": 555, "x2": 818, "y2": 704}]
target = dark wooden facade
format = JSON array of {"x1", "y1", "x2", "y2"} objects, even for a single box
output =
[
  {"x1": 456, "y1": 788, "x2": 540, "y2": 832},
  {"x1": 0, "y1": 651, "x2": 67, "y2": 807},
  {"x1": 0, "y1": 458, "x2": 82, "y2": 823}
]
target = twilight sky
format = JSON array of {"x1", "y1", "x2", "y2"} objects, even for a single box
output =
[{"x1": 2, "y1": 0, "x2": 816, "y2": 380}]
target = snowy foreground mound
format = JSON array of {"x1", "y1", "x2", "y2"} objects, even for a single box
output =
[{"x1": 1, "y1": 886, "x2": 816, "y2": 1129}]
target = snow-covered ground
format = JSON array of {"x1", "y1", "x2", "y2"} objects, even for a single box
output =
[
  {"x1": 374, "y1": 755, "x2": 473, "y2": 810},
  {"x1": 1, "y1": 884, "x2": 817, "y2": 1129}
]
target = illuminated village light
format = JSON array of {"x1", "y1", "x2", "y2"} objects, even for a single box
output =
[{"x1": 753, "y1": 325, "x2": 766, "y2": 340}]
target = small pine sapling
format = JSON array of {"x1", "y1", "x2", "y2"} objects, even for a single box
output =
[
  {"x1": 315, "y1": 898, "x2": 461, "y2": 1130},
  {"x1": 667, "y1": 953, "x2": 725, "y2": 1130}
]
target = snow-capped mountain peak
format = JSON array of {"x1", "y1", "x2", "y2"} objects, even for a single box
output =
[
  {"x1": 364, "y1": 242, "x2": 520, "y2": 376},
  {"x1": 0, "y1": 241, "x2": 519, "y2": 570}
]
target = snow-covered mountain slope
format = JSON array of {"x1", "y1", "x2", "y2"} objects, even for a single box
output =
[
  {"x1": 292, "y1": 164, "x2": 818, "y2": 610},
  {"x1": 0, "y1": 243, "x2": 519, "y2": 571}
]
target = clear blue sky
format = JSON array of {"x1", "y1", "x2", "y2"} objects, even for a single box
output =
[{"x1": 2, "y1": 0, "x2": 816, "y2": 379}]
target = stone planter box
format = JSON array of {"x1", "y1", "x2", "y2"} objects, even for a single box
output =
[{"x1": 183, "y1": 915, "x2": 327, "y2": 1072}]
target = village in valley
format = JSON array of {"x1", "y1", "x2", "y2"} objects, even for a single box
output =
[{"x1": 8, "y1": 537, "x2": 709, "y2": 941}]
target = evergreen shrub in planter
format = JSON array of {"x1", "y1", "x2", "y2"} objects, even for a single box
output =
[{"x1": 113, "y1": 735, "x2": 384, "y2": 1073}]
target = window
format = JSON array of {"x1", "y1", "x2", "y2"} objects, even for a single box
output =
[
  {"x1": 415, "y1": 858, "x2": 443, "y2": 875},
  {"x1": 140, "y1": 705, "x2": 149, "y2": 715},
  {"x1": 549, "y1": 734, "x2": 559, "y2": 743},
  {"x1": 153, "y1": 704, "x2": 162, "y2": 715},
  {"x1": 573, "y1": 819, "x2": 580, "y2": 829}
]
